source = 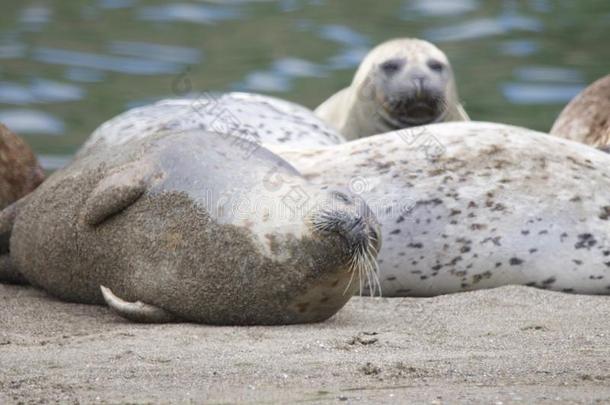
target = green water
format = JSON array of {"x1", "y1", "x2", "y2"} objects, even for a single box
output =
[{"x1": 0, "y1": 0, "x2": 608, "y2": 168}]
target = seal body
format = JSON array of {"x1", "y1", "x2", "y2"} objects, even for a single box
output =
[
  {"x1": 315, "y1": 38, "x2": 469, "y2": 140},
  {"x1": 273, "y1": 122, "x2": 610, "y2": 296},
  {"x1": 0, "y1": 123, "x2": 44, "y2": 208},
  {"x1": 550, "y1": 74, "x2": 610, "y2": 149},
  {"x1": 78, "y1": 92, "x2": 346, "y2": 158},
  {"x1": 0, "y1": 131, "x2": 380, "y2": 324}
]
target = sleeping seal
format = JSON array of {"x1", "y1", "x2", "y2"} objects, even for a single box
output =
[
  {"x1": 315, "y1": 38, "x2": 469, "y2": 140},
  {"x1": 272, "y1": 122, "x2": 610, "y2": 296},
  {"x1": 0, "y1": 130, "x2": 381, "y2": 324},
  {"x1": 78, "y1": 92, "x2": 346, "y2": 158}
]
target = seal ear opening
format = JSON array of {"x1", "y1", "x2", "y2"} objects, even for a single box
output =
[
  {"x1": 100, "y1": 286, "x2": 177, "y2": 323},
  {"x1": 81, "y1": 162, "x2": 150, "y2": 226}
]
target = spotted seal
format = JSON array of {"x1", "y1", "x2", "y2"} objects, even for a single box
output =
[
  {"x1": 550, "y1": 74, "x2": 610, "y2": 150},
  {"x1": 272, "y1": 121, "x2": 610, "y2": 296},
  {"x1": 0, "y1": 130, "x2": 381, "y2": 324},
  {"x1": 315, "y1": 38, "x2": 469, "y2": 140},
  {"x1": 78, "y1": 92, "x2": 346, "y2": 158},
  {"x1": 0, "y1": 123, "x2": 44, "y2": 209}
]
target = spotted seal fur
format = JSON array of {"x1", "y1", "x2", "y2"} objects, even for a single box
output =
[
  {"x1": 0, "y1": 130, "x2": 380, "y2": 324},
  {"x1": 272, "y1": 121, "x2": 610, "y2": 296},
  {"x1": 78, "y1": 92, "x2": 346, "y2": 158}
]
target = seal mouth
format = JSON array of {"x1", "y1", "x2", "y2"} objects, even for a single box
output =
[
  {"x1": 377, "y1": 92, "x2": 449, "y2": 128},
  {"x1": 310, "y1": 209, "x2": 382, "y2": 297}
]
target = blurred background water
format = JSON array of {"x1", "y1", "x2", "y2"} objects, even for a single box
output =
[{"x1": 0, "y1": 0, "x2": 608, "y2": 169}]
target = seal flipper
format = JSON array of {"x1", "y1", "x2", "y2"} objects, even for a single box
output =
[
  {"x1": 81, "y1": 162, "x2": 151, "y2": 226},
  {"x1": 0, "y1": 200, "x2": 28, "y2": 284},
  {"x1": 101, "y1": 286, "x2": 177, "y2": 323}
]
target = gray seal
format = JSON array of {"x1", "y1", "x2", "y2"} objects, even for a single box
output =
[
  {"x1": 273, "y1": 122, "x2": 610, "y2": 296},
  {"x1": 315, "y1": 38, "x2": 469, "y2": 140},
  {"x1": 0, "y1": 130, "x2": 381, "y2": 324}
]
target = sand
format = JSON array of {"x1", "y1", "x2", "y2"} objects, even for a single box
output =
[{"x1": 1, "y1": 283, "x2": 609, "y2": 404}]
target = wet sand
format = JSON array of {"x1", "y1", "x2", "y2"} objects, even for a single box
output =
[{"x1": 1, "y1": 283, "x2": 609, "y2": 404}]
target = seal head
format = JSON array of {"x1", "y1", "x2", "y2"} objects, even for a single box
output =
[{"x1": 315, "y1": 38, "x2": 469, "y2": 140}]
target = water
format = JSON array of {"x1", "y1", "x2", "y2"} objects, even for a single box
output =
[{"x1": 0, "y1": 0, "x2": 608, "y2": 168}]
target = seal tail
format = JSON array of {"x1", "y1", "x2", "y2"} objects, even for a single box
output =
[{"x1": 0, "y1": 199, "x2": 28, "y2": 284}]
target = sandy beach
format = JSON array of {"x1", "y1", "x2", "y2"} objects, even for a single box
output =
[{"x1": 1, "y1": 283, "x2": 609, "y2": 403}]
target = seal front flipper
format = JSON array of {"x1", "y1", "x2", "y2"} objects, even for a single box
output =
[
  {"x1": 100, "y1": 286, "x2": 177, "y2": 323},
  {"x1": 81, "y1": 162, "x2": 151, "y2": 226},
  {"x1": 0, "y1": 200, "x2": 28, "y2": 284}
]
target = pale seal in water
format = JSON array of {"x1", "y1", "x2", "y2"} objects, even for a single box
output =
[
  {"x1": 550, "y1": 74, "x2": 610, "y2": 150},
  {"x1": 315, "y1": 38, "x2": 469, "y2": 140},
  {"x1": 0, "y1": 123, "x2": 44, "y2": 209},
  {"x1": 0, "y1": 130, "x2": 381, "y2": 324},
  {"x1": 272, "y1": 122, "x2": 610, "y2": 296},
  {"x1": 78, "y1": 92, "x2": 346, "y2": 158}
]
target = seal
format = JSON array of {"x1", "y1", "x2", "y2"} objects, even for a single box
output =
[
  {"x1": 78, "y1": 92, "x2": 346, "y2": 158},
  {"x1": 272, "y1": 121, "x2": 610, "y2": 296},
  {"x1": 0, "y1": 123, "x2": 45, "y2": 209},
  {"x1": 315, "y1": 38, "x2": 470, "y2": 140},
  {"x1": 550, "y1": 74, "x2": 610, "y2": 150},
  {"x1": 0, "y1": 130, "x2": 381, "y2": 324}
]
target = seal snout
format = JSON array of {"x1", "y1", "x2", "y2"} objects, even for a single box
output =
[{"x1": 310, "y1": 190, "x2": 382, "y2": 296}]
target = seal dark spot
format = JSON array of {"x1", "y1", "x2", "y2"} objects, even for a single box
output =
[
  {"x1": 460, "y1": 246, "x2": 471, "y2": 253},
  {"x1": 575, "y1": 233, "x2": 596, "y2": 250},
  {"x1": 468, "y1": 201, "x2": 478, "y2": 209},
  {"x1": 390, "y1": 229, "x2": 401, "y2": 235},
  {"x1": 560, "y1": 232, "x2": 568, "y2": 242},
  {"x1": 420, "y1": 275, "x2": 428, "y2": 280},
  {"x1": 481, "y1": 236, "x2": 501, "y2": 246},
  {"x1": 431, "y1": 264, "x2": 442, "y2": 271},
  {"x1": 525, "y1": 282, "x2": 537, "y2": 287},
  {"x1": 296, "y1": 302, "x2": 310, "y2": 313},
  {"x1": 386, "y1": 276, "x2": 397, "y2": 281},
  {"x1": 529, "y1": 248, "x2": 538, "y2": 254},
  {"x1": 396, "y1": 216, "x2": 405, "y2": 223},
  {"x1": 472, "y1": 271, "x2": 492, "y2": 284},
  {"x1": 590, "y1": 275, "x2": 604, "y2": 280},
  {"x1": 538, "y1": 230, "x2": 548, "y2": 235},
  {"x1": 570, "y1": 196, "x2": 582, "y2": 202},
  {"x1": 495, "y1": 262, "x2": 502, "y2": 267},
  {"x1": 542, "y1": 277, "x2": 556, "y2": 286},
  {"x1": 450, "y1": 209, "x2": 461, "y2": 216},
  {"x1": 408, "y1": 242, "x2": 423, "y2": 248},
  {"x1": 573, "y1": 259, "x2": 583, "y2": 265},
  {"x1": 521, "y1": 230, "x2": 530, "y2": 235},
  {"x1": 599, "y1": 206, "x2": 610, "y2": 220},
  {"x1": 562, "y1": 288, "x2": 575, "y2": 293},
  {"x1": 471, "y1": 223, "x2": 487, "y2": 231},
  {"x1": 509, "y1": 257, "x2": 523, "y2": 265}
]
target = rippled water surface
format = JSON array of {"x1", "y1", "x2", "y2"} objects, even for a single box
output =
[{"x1": 0, "y1": 0, "x2": 608, "y2": 168}]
